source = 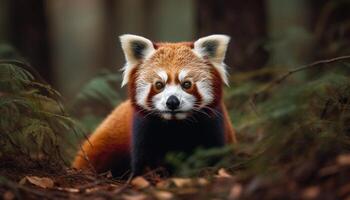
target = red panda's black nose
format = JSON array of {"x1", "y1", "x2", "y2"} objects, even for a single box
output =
[{"x1": 166, "y1": 95, "x2": 180, "y2": 110}]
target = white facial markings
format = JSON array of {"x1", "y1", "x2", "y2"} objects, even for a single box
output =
[
  {"x1": 152, "y1": 84, "x2": 196, "y2": 119},
  {"x1": 135, "y1": 81, "x2": 151, "y2": 109},
  {"x1": 178, "y1": 69, "x2": 189, "y2": 83},
  {"x1": 196, "y1": 80, "x2": 214, "y2": 106},
  {"x1": 134, "y1": 67, "x2": 215, "y2": 120},
  {"x1": 156, "y1": 70, "x2": 168, "y2": 83}
]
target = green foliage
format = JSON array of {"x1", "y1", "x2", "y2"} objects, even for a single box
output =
[
  {"x1": 74, "y1": 70, "x2": 122, "y2": 108},
  {"x1": 165, "y1": 145, "x2": 255, "y2": 177},
  {"x1": 71, "y1": 70, "x2": 124, "y2": 133},
  {"x1": 0, "y1": 60, "x2": 82, "y2": 163}
]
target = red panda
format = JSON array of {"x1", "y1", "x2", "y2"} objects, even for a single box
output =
[{"x1": 72, "y1": 34, "x2": 237, "y2": 176}]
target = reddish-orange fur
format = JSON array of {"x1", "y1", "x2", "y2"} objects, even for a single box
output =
[
  {"x1": 72, "y1": 42, "x2": 237, "y2": 173},
  {"x1": 72, "y1": 100, "x2": 132, "y2": 172}
]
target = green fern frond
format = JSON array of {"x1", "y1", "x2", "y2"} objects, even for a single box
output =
[{"x1": 0, "y1": 60, "x2": 83, "y2": 163}]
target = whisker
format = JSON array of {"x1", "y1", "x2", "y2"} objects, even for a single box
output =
[
  {"x1": 192, "y1": 107, "x2": 212, "y2": 118},
  {"x1": 187, "y1": 114, "x2": 198, "y2": 123},
  {"x1": 143, "y1": 110, "x2": 157, "y2": 118},
  {"x1": 192, "y1": 103, "x2": 222, "y2": 118},
  {"x1": 203, "y1": 106, "x2": 221, "y2": 118},
  {"x1": 198, "y1": 104, "x2": 221, "y2": 118}
]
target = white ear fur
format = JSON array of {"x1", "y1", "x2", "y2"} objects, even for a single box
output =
[
  {"x1": 119, "y1": 34, "x2": 155, "y2": 86},
  {"x1": 193, "y1": 34, "x2": 230, "y2": 85}
]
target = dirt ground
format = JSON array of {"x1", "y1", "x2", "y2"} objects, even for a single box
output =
[{"x1": 1, "y1": 153, "x2": 350, "y2": 200}]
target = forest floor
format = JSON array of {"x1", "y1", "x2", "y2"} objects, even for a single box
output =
[
  {"x1": 1, "y1": 57, "x2": 350, "y2": 199},
  {"x1": 1, "y1": 153, "x2": 350, "y2": 200}
]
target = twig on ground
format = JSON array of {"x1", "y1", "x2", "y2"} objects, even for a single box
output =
[{"x1": 112, "y1": 173, "x2": 134, "y2": 195}]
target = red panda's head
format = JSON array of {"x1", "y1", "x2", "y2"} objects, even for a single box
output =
[{"x1": 120, "y1": 34, "x2": 230, "y2": 120}]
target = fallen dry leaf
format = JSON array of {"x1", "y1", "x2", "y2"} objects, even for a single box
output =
[
  {"x1": 171, "y1": 178, "x2": 192, "y2": 187},
  {"x1": 131, "y1": 176, "x2": 150, "y2": 189},
  {"x1": 197, "y1": 178, "x2": 209, "y2": 186},
  {"x1": 337, "y1": 154, "x2": 350, "y2": 166},
  {"x1": 216, "y1": 168, "x2": 232, "y2": 178},
  {"x1": 153, "y1": 191, "x2": 174, "y2": 200},
  {"x1": 24, "y1": 176, "x2": 54, "y2": 189},
  {"x1": 122, "y1": 194, "x2": 148, "y2": 200},
  {"x1": 86, "y1": 186, "x2": 109, "y2": 193},
  {"x1": 3, "y1": 191, "x2": 15, "y2": 200},
  {"x1": 229, "y1": 184, "x2": 243, "y2": 200},
  {"x1": 302, "y1": 186, "x2": 320, "y2": 199},
  {"x1": 318, "y1": 165, "x2": 339, "y2": 177},
  {"x1": 156, "y1": 180, "x2": 171, "y2": 189}
]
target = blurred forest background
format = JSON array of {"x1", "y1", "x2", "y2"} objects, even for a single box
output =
[
  {"x1": 2, "y1": 0, "x2": 348, "y2": 98},
  {"x1": 1, "y1": 0, "x2": 350, "y2": 199}
]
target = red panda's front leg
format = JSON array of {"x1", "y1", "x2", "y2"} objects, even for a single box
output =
[{"x1": 130, "y1": 107, "x2": 228, "y2": 176}]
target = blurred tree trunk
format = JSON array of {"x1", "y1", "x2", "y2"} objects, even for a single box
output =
[
  {"x1": 196, "y1": 0, "x2": 268, "y2": 72},
  {"x1": 46, "y1": 0, "x2": 196, "y2": 100},
  {"x1": 0, "y1": 0, "x2": 10, "y2": 43},
  {"x1": 114, "y1": 0, "x2": 195, "y2": 47},
  {"x1": 267, "y1": 0, "x2": 314, "y2": 69},
  {"x1": 6, "y1": 0, "x2": 52, "y2": 82},
  {"x1": 46, "y1": 0, "x2": 106, "y2": 99},
  {"x1": 147, "y1": 0, "x2": 195, "y2": 42}
]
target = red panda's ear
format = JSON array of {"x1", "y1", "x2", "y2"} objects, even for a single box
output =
[
  {"x1": 193, "y1": 34, "x2": 230, "y2": 85},
  {"x1": 119, "y1": 34, "x2": 155, "y2": 86}
]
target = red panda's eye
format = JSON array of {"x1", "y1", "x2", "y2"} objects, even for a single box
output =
[
  {"x1": 181, "y1": 81, "x2": 192, "y2": 90},
  {"x1": 155, "y1": 81, "x2": 165, "y2": 90}
]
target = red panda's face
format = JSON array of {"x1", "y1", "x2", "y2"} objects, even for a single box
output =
[{"x1": 120, "y1": 35, "x2": 230, "y2": 120}]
